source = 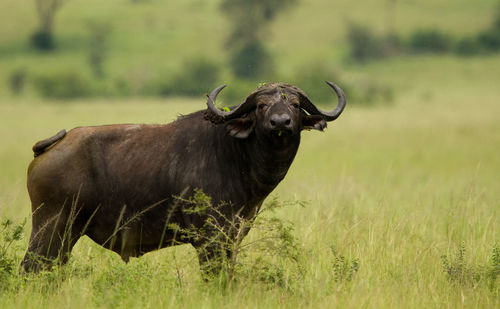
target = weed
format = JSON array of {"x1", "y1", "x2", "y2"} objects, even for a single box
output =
[
  {"x1": 8, "y1": 69, "x2": 27, "y2": 96},
  {"x1": 487, "y1": 243, "x2": 500, "y2": 292},
  {"x1": 87, "y1": 21, "x2": 112, "y2": 79},
  {"x1": 171, "y1": 191, "x2": 307, "y2": 289},
  {"x1": 0, "y1": 218, "x2": 25, "y2": 293},
  {"x1": 441, "y1": 242, "x2": 500, "y2": 292},
  {"x1": 330, "y1": 246, "x2": 359, "y2": 284},
  {"x1": 32, "y1": 70, "x2": 93, "y2": 99},
  {"x1": 408, "y1": 29, "x2": 454, "y2": 53},
  {"x1": 229, "y1": 40, "x2": 274, "y2": 79},
  {"x1": 0, "y1": 218, "x2": 25, "y2": 275},
  {"x1": 155, "y1": 57, "x2": 221, "y2": 97},
  {"x1": 441, "y1": 243, "x2": 481, "y2": 287}
]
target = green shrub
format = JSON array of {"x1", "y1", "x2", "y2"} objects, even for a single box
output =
[
  {"x1": 330, "y1": 246, "x2": 359, "y2": 284},
  {"x1": 477, "y1": 28, "x2": 500, "y2": 51},
  {"x1": 441, "y1": 243, "x2": 481, "y2": 287},
  {"x1": 290, "y1": 61, "x2": 346, "y2": 104},
  {"x1": 456, "y1": 37, "x2": 484, "y2": 55},
  {"x1": 345, "y1": 23, "x2": 402, "y2": 62},
  {"x1": 87, "y1": 21, "x2": 112, "y2": 79},
  {"x1": 156, "y1": 58, "x2": 221, "y2": 97},
  {"x1": 408, "y1": 29, "x2": 454, "y2": 53},
  {"x1": 290, "y1": 61, "x2": 393, "y2": 106},
  {"x1": 217, "y1": 79, "x2": 260, "y2": 106},
  {"x1": 230, "y1": 40, "x2": 274, "y2": 79},
  {"x1": 0, "y1": 218, "x2": 26, "y2": 292},
  {"x1": 8, "y1": 68, "x2": 27, "y2": 96},
  {"x1": 346, "y1": 23, "x2": 384, "y2": 62},
  {"x1": 170, "y1": 191, "x2": 306, "y2": 288},
  {"x1": 441, "y1": 242, "x2": 500, "y2": 292},
  {"x1": 30, "y1": 30, "x2": 55, "y2": 51},
  {"x1": 33, "y1": 70, "x2": 93, "y2": 99},
  {"x1": 488, "y1": 243, "x2": 500, "y2": 292}
]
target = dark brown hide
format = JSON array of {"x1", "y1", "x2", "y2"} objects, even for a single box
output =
[{"x1": 21, "y1": 82, "x2": 346, "y2": 273}]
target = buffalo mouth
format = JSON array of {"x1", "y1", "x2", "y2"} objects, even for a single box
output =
[{"x1": 270, "y1": 128, "x2": 293, "y2": 138}]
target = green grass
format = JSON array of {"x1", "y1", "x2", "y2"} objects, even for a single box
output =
[{"x1": 1, "y1": 53, "x2": 499, "y2": 307}]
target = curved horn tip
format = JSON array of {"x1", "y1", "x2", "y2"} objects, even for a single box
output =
[
  {"x1": 215, "y1": 84, "x2": 227, "y2": 92},
  {"x1": 325, "y1": 81, "x2": 338, "y2": 89},
  {"x1": 325, "y1": 81, "x2": 345, "y2": 95},
  {"x1": 207, "y1": 84, "x2": 227, "y2": 97}
]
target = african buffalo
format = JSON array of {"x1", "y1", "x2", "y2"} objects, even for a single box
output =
[{"x1": 21, "y1": 82, "x2": 346, "y2": 273}]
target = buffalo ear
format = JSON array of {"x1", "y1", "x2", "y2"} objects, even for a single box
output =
[
  {"x1": 225, "y1": 116, "x2": 256, "y2": 139},
  {"x1": 303, "y1": 115, "x2": 327, "y2": 131}
]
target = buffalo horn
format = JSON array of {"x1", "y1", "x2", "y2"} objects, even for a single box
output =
[
  {"x1": 299, "y1": 81, "x2": 347, "y2": 122},
  {"x1": 206, "y1": 85, "x2": 257, "y2": 122}
]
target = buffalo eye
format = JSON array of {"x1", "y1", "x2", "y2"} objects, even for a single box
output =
[
  {"x1": 291, "y1": 102, "x2": 299, "y2": 109},
  {"x1": 258, "y1": 103, "x2": 268, "y2": 110}
]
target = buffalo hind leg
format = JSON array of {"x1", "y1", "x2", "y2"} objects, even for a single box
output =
[{"x1": 21, "y1": 207, "x2": 82, "y2": 272}]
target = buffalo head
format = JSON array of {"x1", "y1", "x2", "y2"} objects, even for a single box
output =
[{"x1": 205, "y1": 82, "x2": 346, "y2": 148}]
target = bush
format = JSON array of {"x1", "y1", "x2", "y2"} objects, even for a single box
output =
[
  {"x1": 169, "y1": 191, "x2": 306, "y2": 287},
  {"x1": 477, "y1": 28, "x2": 500, "y2": 51},
  {"x1": 330, "y1": 246, "x2": 359, "y2": 284},
  {"x1": 408, "y1": 29, "x2": 454, "y2": 53},
  {"x1": 156, "y1": 58, "x2": 221, "y2": 97},
  {"x1": 33, "y1": 70, "x2": 93, "y2": 99},
  {"x1": 289, "y1": 61, "x2": 393, "y2": 106},
  {"x1": 441, "y1": 242, "x2": 500, "y2": 292},
  {"x1": 8, "y1": 69, "x2": 27, "y2": 96},
  {"x1": 217, "y1": 79, "x2": 260, "y2": 107},
  {"x1": 456, "y1": 37, "x2": 484, "y2": 55},
  {"x1": 346, "y1": 23, "x2": 384, "y2": 62},
  {"x1": 345, "y1": 23, "x2": 402, "y2": 62},
  {"x1": 290, "y1": 61, "x2": 346, "y2": 104},
  {"x1": 30, "y1": 30, "x2": 55, "y2": 51},
  {"x1": 230, "y1": 40, "x2": 274, "y2": 79},
  {"x1": 0, "y1": 218, "x2": 26, "y2": 292},
  {"x1": 87, "y1": 21, "x2": 112, "y2": 79}
]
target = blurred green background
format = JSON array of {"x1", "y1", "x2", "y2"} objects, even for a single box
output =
[{"x1": 1, "y1": 0, "x2": 499, "y2": 103}]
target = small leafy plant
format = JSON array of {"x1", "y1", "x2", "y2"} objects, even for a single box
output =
[
  {"x1": 0, "y1": 218, "x2": 26, "y2": 292},
  {"x1": 172, "y1": 191, "x2": 307, "y2": 288},
  {"x1": 441, "y1": 243, "x2": 481, "y2": 287},
  {"x1": 0, "y1": 218, "x2": 25, "y2": 275},
  {"x1": 330, "y1": 246, "x2": 359, "y2": 284},
  {"x1": 441, "y1": 242, "x2": 500, "y2": 292}
]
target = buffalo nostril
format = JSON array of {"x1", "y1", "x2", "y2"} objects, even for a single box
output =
[{"x1": 270, "y1": 114, "x2": 292, "y2": 128}]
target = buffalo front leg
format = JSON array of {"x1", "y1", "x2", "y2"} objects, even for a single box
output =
[{"x1": 194, "y1": 241, "x2": 234, "y2": 280}]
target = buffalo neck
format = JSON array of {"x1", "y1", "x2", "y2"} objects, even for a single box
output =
[{"x1": 215, "y1": 126, "x2": 301, "y2": 198}]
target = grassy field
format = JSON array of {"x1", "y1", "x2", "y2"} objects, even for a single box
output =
[
  {"x1": 0, "y1": 54, "x2": 499, "y2": 307},
  {"x1": 1, "y1": 0, "x2": 500, "y2": 307}
]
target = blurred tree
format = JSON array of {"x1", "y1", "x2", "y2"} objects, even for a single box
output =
[
  {"x1": 221, "y1": 0, "x2": 299, "y2": 79},
  {"x1": 87, "y1": 22, "x2": 112, "y2": 79},
  {"x1": 8, "y1": 69, "x2": 27, "y2": 96},
  {"x1": 31, "y1": 0, "x2": 66, "y2": 50}
]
